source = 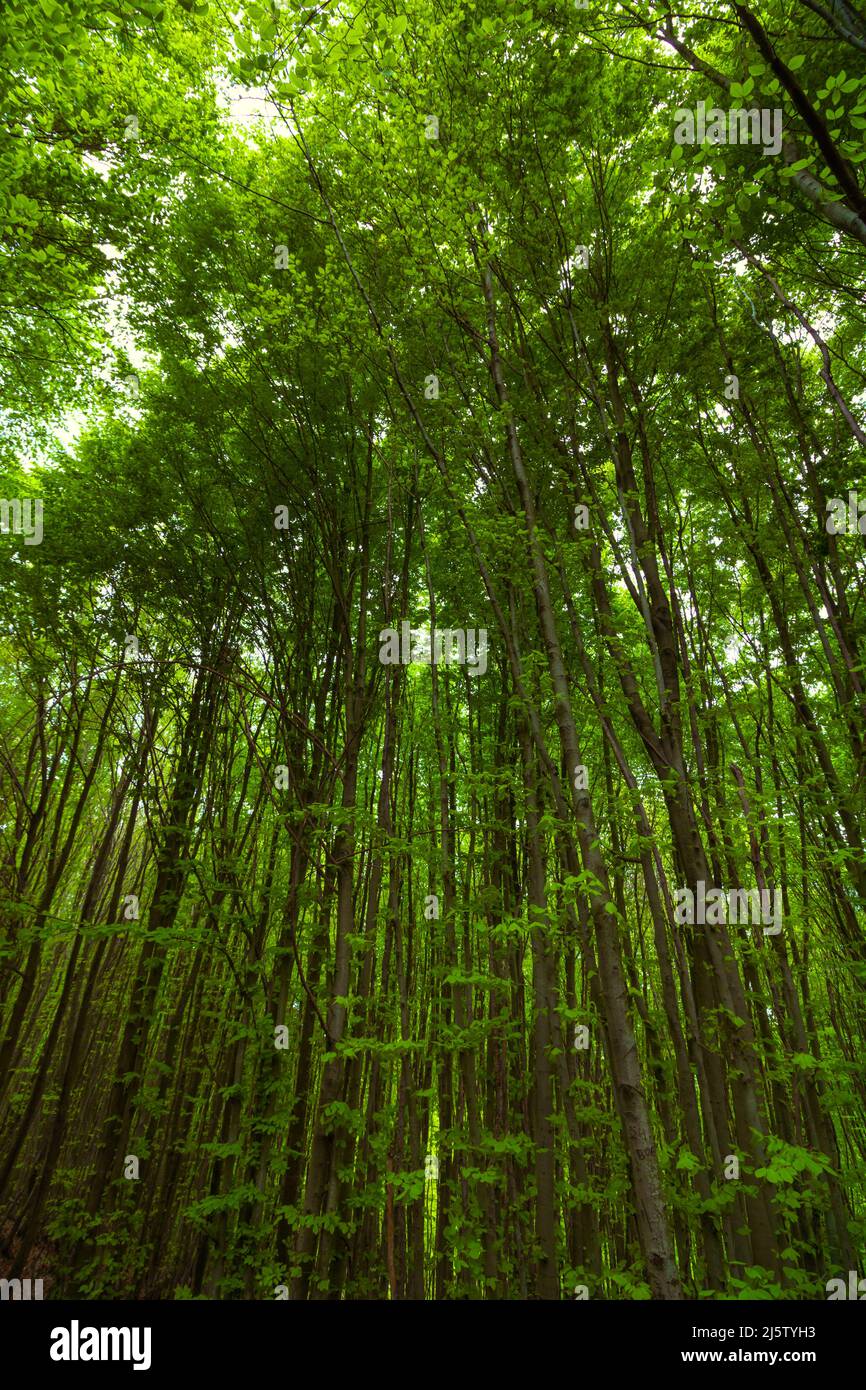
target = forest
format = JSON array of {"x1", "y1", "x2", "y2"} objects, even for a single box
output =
[{"x1": 1, "y1": 0, "x2": 865, "y2": 1303}]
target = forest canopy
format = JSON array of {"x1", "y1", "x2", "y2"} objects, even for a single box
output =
[{"x1": 1, "y1": 0, "x2": 865, "y2": 1301}]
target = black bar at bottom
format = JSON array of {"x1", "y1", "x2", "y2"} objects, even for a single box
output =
[{"x1": 1, "y1": 1296, "x2": 857, "y2": 1377}]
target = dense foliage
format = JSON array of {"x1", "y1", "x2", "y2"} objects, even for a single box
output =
[{"x1": 1, "y1": 0, "x2": 866, "y2": 1300}]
